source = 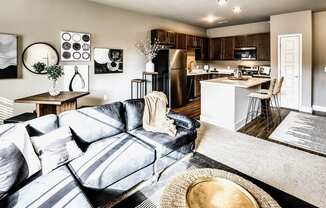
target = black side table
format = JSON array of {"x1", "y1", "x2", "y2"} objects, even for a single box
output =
[
  {"x1": 131, "y1": 79, "x2": 146, "y2": 99},
  {"x1": 143, "y1": 72, "x2": 159, "y2": 95},
  {"x1": 4, "y1": 112, "x2": 37, "y2": 124}
]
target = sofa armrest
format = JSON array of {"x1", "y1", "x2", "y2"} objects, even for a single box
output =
[{"x1": 167, "y1": 111, "x2": 200, "y2": 131}]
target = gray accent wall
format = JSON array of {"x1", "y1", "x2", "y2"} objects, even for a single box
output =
[
  {"x1": 312, "y1": 11, "x2": 326, "y2": 109},
  {"x1": 0, "y1": 0, "x2": 206, "y2": 116}
]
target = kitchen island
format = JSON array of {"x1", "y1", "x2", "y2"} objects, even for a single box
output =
[{"x1": 200, "y1": 77, "x2": 270, "y2": 131}]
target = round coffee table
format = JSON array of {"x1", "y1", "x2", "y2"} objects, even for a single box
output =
[{"x1": 160, "y1": 168, "x2": 281, "y2": 208}]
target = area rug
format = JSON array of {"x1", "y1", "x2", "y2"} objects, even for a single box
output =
[
  {"x1": 113, "y1": 153, "x2": 316, "y2": 208},
  {"x1": 269, "y1": 111, "x2": 326, "y2": 157}
]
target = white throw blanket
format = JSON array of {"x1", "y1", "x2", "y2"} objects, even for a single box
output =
[{"x1": 143, "y1": 91, "x2": 177, "y2": 137}]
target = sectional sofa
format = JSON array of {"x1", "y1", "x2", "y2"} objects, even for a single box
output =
[{"x1": 0, "y1": 99, "x2": 200, "y2": 208}]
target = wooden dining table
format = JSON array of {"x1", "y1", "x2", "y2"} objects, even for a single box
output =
[{"x1": 15, "y1": 91, "x2": 89, "y2": 117}]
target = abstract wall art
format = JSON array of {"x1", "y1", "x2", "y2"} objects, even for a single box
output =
[
  {"x1": 0, "y1": 34, "x2": 17, "y2": 79},
  {"x1": 63, "y1": 65, "x2": 89, "y2": 92},
  {"x1": 94, "y1": 48, "x2": 123, "y2": 74},
  {"x1": 61, "y1": 31, "x2": 91, "y2": 62}
]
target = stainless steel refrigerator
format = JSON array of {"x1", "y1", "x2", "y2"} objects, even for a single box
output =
[{"x1": 153, "y1": 49, "x2": 188, "y2": 108}]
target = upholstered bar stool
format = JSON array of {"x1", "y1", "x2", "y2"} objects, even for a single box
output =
[
  {"x1": 245, "y1": 78, "x2": 277, "y2": 129},
  {"x1": 258, "y1": 77, "x2": 284, "y2": 123}
]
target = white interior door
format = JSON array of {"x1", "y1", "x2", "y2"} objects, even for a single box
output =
[{"x1": 278, "y1": 34, "x2": 301, "y2": 110}]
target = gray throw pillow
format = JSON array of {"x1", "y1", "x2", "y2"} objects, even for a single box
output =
[
  {"x1": 31, "y1": 126, "x2": 83, "y2": 174},
  {"x1": 0, "y1": 141, "x2": 29, "y2": 199}
]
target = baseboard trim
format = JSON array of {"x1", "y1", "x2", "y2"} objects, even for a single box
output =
[
  {"x1": 299, "y1": 106, "x2": 312, "y2": 113},
  {"x1": 312, "y1": 105, "x2": 326, "y2": 113}
]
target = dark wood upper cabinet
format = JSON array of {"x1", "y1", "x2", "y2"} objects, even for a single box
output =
[
  {"x1": 186, "y1": 35, "x2": 195, "y2": 49},
  {"x1": 209, "y1": 38, "x2": 222, "y2": 60},
  {"x1": 175, "y1": 33, "x2": 187, "y2": 49},
  {"x1": 151, "y1": 29, "x2": 175, "y2": 46},
  {"x1": 256, "y1": 33, "x2": 270, "y2": 61},
  {"x1": 221, "y1": 37, "x2": 235, "y2": 60}
]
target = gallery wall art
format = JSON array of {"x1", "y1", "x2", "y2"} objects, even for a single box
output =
[
  {"x1": 63, "y1": 65, "x2": 89, "y2": 92},
  {"x1": 94, "y1": 48, "x2": 123, "y2": 74},
  {"x1": 61, "y1": 31, "x2": 91, "y2": 62},
  {"x1": 0, "y1": 34, "x2": 17, "y2": 79}
]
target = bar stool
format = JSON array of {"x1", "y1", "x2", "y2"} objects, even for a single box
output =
[
  {"x1": 257, "y1": 77, "x2": 284, "y2": 123},
  {"x1": 245, "y1": 78, "x2": 277, "y2": 129},
  {"x1": 131, "y1": 79, "x2": 146, "y2": 99},
  {"x1": 143, "y1": 72, "x2": 159, "y2": 95}
]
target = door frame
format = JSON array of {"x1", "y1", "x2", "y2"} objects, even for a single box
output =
[{"x1": 277, "y1": 33, "x2": 303, "y2": 110}]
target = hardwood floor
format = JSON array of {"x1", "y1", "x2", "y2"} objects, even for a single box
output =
[
  {"x1": 172, "y1": 99, "x2": 200, "y2": 120},
  {"x1": 239, "y1": 108, "x2": 290, "y2": 139}
]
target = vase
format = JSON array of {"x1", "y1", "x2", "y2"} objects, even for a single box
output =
[
  {"x1": 49, "y1": 80, "x2": 60, "y2": 96},
  {"x1": 145, "y1": 60, "x2": 155, "y2": 73}
]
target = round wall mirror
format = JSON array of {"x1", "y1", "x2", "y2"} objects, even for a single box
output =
[{"x1": 22, "y1": 42, "x2": 59, "y2": 74}]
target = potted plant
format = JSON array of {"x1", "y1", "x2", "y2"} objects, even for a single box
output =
[
  {"x1": 46, "y1": 65, "x2": 64, "y2": 96},
  {"x1": 32, "y1": 62, "x2": 46, "y2": 74},
  {"x1": 135, "y1": 38, "x2": 163, "y2": 72}
]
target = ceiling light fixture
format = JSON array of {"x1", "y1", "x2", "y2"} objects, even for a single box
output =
[
  {"x1": 203, "y1": 15, "x2": 221, "y2": 23},
  {"x1": 233, "y1": 6, "x2": 242, "y2": 14},
  {"x1": 217, "y1": 0, "x2": 228, "y2": 6}
]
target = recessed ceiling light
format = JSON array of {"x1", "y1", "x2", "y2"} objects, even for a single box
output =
[
  {"x1": 233, "y1": 6, "x2": 242, "y2": 14},
  {"x1": 217, "y1": 0, "x2": 228, "y2": 6},
  {"x1": 203, "y1": 15, "x2": 221, "y2": 23}
]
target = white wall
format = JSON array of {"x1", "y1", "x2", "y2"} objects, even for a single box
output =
[
  {"x1": 207, "y1": 21, "x2": 270, "y2": 38},
  {"x1": 0, "y1": 0, "x2": 206, "y2": 117}
]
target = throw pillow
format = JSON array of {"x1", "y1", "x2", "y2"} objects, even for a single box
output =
[
  {"x1": 0, "y1": 124, "x2": 42, "y2": 198},
  {"x1": 0, "y1": 141, "x2": 29, "y2": 199},
  {"x1": 31, "y1": 126, "x2": 82, "y2": 174},
  {"x1": 1, "y1": 125, "x2": 41, "y2": 178}
]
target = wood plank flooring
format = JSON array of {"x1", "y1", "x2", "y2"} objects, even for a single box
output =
[
  {"x1": 172, "y1": 99, "x2": 200, "y2": 120},
  {"x1": 173, "y1": 98, "x2": 291, "y2": 140},
  {"x1": 239, "y1": 108, "x2": 290, "y2": 139}
]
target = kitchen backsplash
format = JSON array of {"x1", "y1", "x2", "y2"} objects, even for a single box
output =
[{"x1": 196, "y1": 60, "x2": 271, "y2": 70}]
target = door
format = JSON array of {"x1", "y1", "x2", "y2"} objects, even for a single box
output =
[{"x1": 278, "y1": 34, "x2": 301, "y2": 110}]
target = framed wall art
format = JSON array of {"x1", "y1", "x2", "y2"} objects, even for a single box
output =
[
  {"x1": 60, "y1": 31, "x2": 91, "y2": 62},
  {"x1": 94, "y1": 48, "x2": 123, "y2": 74},
  {"x1": 63, "y1": 65, "x2": 89, "y2": 92},
  {"x1": 0, "y1": 34, "x2": 17, "y2": 79}
]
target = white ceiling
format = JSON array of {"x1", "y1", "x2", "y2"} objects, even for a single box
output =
[{"x1": 89, "y1": 0, "x2": 326, "y2": 28}]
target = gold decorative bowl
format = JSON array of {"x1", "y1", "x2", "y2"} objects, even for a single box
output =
[{"x1": 186, "y1": 177, "x2": 259, "y2": 208}]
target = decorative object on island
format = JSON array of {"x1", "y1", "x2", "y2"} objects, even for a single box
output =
[
  {"x1": 63, "y1": 65, "x2": 89, "y2": 92},
  {"x1": 135, "y1": 38, "x2": 163, "y2": 73},
  {"x1": 0, "y1": 34, "x2": 17, "y2": 79},
  {"x1": 46, "y1": 65, "x2": 64, "y2": 96},
  {"x1": 94, "y1": 48, "x2": 123, "y2": 74},
  {"x1": 60, "y1": 31, "x2": 91, "y2": 62},
  {"x1": 22, "y1": 42, "x2": 59, "y2": 74}
]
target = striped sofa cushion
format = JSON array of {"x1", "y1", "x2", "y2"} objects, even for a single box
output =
[
  {"x1": 59, "y1": 104, "x2": 125, "y2": 144},
  {"x1": 68, "y1": 133, "x2": 155, "y2": 190},
  {"x1": 0, "y1": 166, "x2": 92, "y2": 208}
]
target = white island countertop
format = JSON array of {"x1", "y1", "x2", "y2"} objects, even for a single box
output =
[{"x1": 201, "y1": 77, "x2": 270, "y2": 88}]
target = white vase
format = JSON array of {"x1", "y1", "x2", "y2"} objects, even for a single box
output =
[
  {"x1": 49, "y1": 80, "x2": 60, "y2": 96},
  {"x1": 145, "y1": 60, "x2": 155, "y2": 73}
]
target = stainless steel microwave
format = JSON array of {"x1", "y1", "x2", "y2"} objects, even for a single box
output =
[{"x1": 234, "y1": 47, "x2": 257, "y2": 60}]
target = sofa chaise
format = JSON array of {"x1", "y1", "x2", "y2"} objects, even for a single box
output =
[{"x1": 0, "y1": 99, "x2": 200, "y2": 208}]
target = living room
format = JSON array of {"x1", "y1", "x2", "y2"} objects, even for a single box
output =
[{"x1": 0, "y1": 0, "x2": 326, "y2": 208}]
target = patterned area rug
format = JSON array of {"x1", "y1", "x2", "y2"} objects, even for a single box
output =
[
  {"x1": 114, "y1": 153, "x2": 316, "y2": 208},
  {"x1": 269, "y1": 112, "x2": 326, "y2": 157}
]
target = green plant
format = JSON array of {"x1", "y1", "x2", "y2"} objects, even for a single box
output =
[
  {"x1": 32, "y1": 62, "x2": 46, "y2": 74},
  {"x1": 45, "y1": 65, "x2": 64, "y2": 81}
]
